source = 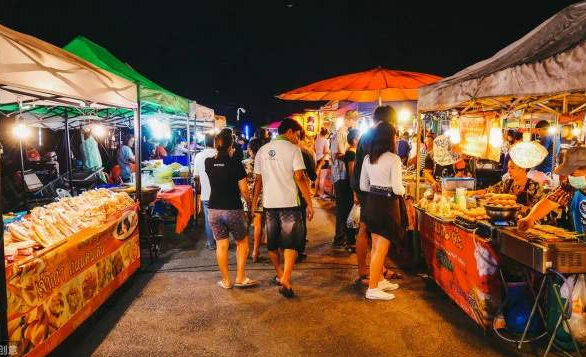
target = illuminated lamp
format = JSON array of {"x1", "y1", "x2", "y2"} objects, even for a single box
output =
[
  {"x1": 509, "y1": 134, "x2": 548, "y2": 169},
  {"x1": 12, "y1": 123, "x2": 30, "y2": 140}
]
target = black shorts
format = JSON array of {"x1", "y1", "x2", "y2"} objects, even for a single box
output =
[{"x1": 265, "y1": 208, "x2": 304, "y2": 251}]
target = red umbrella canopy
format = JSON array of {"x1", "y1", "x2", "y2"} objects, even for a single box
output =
[{"x1": 277, "y1": 67, "x2": 441, "y2": 102}]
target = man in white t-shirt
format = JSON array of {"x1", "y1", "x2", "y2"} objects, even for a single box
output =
[
  {"x1": 194, "y1": 133, "x2": 217, "y2": 250},
  {"x1": 253, "y1": 119, "x2": 313, "y2": 298}
]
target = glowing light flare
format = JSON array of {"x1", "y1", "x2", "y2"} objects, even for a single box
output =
[
  {"x1": 149, "y1": 120, "x2": 171, "y2": 140},
  {"x1": 335, "y1": 117, "x2": 344, "y2": 130},
  {"x1": 489, "y1": 127, "x2": 503, "y2": 148},
  {"x1": 548, "y1": 126, "x2": 557, "y2": 135},
  {"x1": 447, "y1": 128, "x2": 461, "y2": 144},
  {"x1": 398, "y1": 109, "x2": 411, "y2": 123},
  {"x1": 12, "y1": 123, "x2": 30, "y2": 140},
  {"x1": 91, "y1": 124, "x2": 107, "y2": 137},
  {"x1": 572, "y1": 126, "x2": 581, "y2": 137}
]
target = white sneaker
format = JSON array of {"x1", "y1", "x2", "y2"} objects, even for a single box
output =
[
  {"x1": 365, "y1": 288, "x2": 395, "y2": 300},
  {"x1": 378, "y1": 279, "x2": 399, "y2": 292}
]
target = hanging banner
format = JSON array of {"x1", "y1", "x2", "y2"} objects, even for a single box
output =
[
  {"x1": 189, "y1": 102, "x2": 215, "y2": 123},
  {"x1": 6, "y1": 205, "x2": 140, "y2": 357},
  {"x1": 214, "y1": 115, "x2": 227, "y2": 129},
  {"x1": 457, "y1": 114, "x2": 501, "y2": 162},
  {"x1": 418, "y1": 211, "x2": 501, "y2": 330}
]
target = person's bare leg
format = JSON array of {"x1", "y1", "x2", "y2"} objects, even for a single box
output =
[
  {"x1": 252, "y1": 214, "x2": 262, "y2": 261},
  {"x1": 280, "y1": 249, "x2": 298, "y2": 289},
  {"x1": 215, "y1": 239, "x2": 231, "y2": 285},
  {"x1": 234, "y1": 236, "x2": 249, "y2": 283},
  {"x1": 356, "y1": 222, "x2": 369, "y2": 278},
  {"x1": 368, "y1": 234, "x2": 390, "y2": 289},
  {"x1": 268, "y1": 249, "x2": 283, "y2": 278}
]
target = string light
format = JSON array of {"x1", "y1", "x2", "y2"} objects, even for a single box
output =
[{"x1": 12, "y1": 123, "x2": 30, "y2": 140}]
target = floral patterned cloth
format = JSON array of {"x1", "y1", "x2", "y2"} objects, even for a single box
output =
[
  {"x1": 242, "y1": 157, "x2": 263, "y2": 212},
  {"x1": 486, "y1": 178, "x2": 546, "y2": 207},
  {"x1": 547, "y1": 181, "x2": 574, "y2": 207}
]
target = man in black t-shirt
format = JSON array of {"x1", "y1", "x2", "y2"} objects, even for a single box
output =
[{"x1": 205, "y1": 130, "x2": 258, "y2": 289}]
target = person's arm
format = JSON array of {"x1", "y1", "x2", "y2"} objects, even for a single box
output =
[
  {"x1": 359, "y1": 158, "x2": 370, "y2": 192},
  {"x1": 517, "y1": 198, "x2": 560, "y2": 231},
  {"x1": 238, "y1": 178, "x2": 252, "y2": 212},
  {"x1": 424, "y1": 169, "x2": 437, "y2": 186},
  {"x1": 303, "y1": 151, "x2": 317, "y2": 181},
  {"x1": 391, "y1": 155, "x2": 406, "y2": 195},
  {"x1": 294, "y1": 170, "x2": 313, "y2": 220}
]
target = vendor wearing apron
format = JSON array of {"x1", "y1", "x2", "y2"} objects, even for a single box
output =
[{"x1": 518, "y1": 146, "x2": 586, "y2": 233}]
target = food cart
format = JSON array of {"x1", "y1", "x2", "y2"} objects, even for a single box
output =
[
  {"x1": 0, "y1": 23, "x2": 143, "y2": 356},
  {"x1": 415, "y1": 2, "x2": 586, "y2": 354}
]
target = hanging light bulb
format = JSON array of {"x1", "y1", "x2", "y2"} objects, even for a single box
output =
[
  {"x1": 548, "y1": 125, "x2": 557, "y2": 135},
  {"x1": 12, "y1": 123, "x2": 30, "y2": 140},
  {"x1": 91, "y1": 123, "x2": 107, "y2": 137},
  {"x1": 572, "y1": 125, "x2": 581, "y2": 137},
  {"x1": 447, "y1": 119, "x2": 461, "y2": 144}
]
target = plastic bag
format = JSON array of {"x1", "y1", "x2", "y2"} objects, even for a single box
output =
[
  {"x1": 563, "y1": 274, "x2": 586, "y2": 344},
  {"x1": 347, "y1": 204, "x2": 360, "y2": 229}
]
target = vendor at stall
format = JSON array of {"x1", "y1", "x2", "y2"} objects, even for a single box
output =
[
  {"x1": 423, "y1": 134, "x2": 457, "y2": 190},
  {"x1": 81, "y1": 128, "x2": 106, "y2": 182},
  {"x1": 518, "y1": 146, "x2": 585, "y2": 232},
  {"x1": 117, "y1": 135, "x2": 136, "y2": 183},
  {"x1": 475, "y1": 159, "x2": 545, "y2": 207},
  {"x1": 172, "y1": 140, "x2": 190, "y2": 156}
]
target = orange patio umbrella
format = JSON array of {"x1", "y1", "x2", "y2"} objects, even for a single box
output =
[{"x1": 277, "y1": 67, "x2": 441, "y2": 104}]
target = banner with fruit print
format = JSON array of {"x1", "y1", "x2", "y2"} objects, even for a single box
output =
[
  {"x1": 6, "y1": 205, "x2": 140, "y2": 357},
  {"x1": 418, "y1": 211, "x2": 501, "y2": 330}
]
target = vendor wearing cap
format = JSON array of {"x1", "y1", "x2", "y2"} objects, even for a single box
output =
[
  {"x1": 518, "y1": 146, "x2": 586, "y2": 232},
  {"x1": 423, "y1": 134, "x2": 457, "y2": 190}
]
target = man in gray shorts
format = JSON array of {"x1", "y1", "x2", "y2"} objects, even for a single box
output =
[{"x1": 253, "y1": 119, "x2": 313, "y2": 298}]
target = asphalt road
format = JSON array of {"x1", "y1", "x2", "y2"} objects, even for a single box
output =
[{"x1": 50, "y1": 199, "x2": 530, "y2": 357}]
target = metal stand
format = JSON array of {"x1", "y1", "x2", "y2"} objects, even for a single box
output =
[{"x1": 509, "y1": 268, "x2": 583, "y2": 357}]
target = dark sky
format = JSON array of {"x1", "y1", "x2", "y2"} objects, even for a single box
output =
[{"x1": 0, "y1": 0, "x2": 578, "y2": 127}]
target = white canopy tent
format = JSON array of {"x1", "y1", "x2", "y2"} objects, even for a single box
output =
[{"x1": 0, "y1": 23, "x2": 136, "y2": 109}]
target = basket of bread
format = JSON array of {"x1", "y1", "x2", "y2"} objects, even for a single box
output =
[{"x1": 481, "y1": 193, "x2": 520, "y2": 221}]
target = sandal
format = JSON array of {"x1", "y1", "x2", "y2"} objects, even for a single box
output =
[
  {"x1": 217, "y1": 281, "x2": 233, "y2": 289},
  {"x1": 234, "y1": 277, "x2": 259, "y2": 288},
  {"x1": 279, "y1": 286, "x2": 295, "y2": 298},
  {"x1": 269, "y1": 275, "x2": 281, "y2": 286}
]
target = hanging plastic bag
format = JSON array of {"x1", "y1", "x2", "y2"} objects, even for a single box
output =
[
  {"x1": 347, "y1": 203, "x2": 360, "y2": 229},
  {"x1": 564, "y1": 274, "x2": 586, "y2": 344}
]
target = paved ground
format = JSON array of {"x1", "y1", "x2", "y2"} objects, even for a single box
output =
[{"x1": 50, "y1": 199, "x2": 531, "y2": 357}]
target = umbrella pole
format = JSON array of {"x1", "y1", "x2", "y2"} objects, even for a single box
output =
[
  {"x1": 378, "y1": 92, "x2": 382, "y2": 106},
  {"x1": 0, "y1": 145, "x2": 9, "y2": 348},
  {"x1": 415, "y1": 111, "x2": 422, "y2": 202}
]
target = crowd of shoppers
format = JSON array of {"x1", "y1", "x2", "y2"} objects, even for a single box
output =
[{"x1": 195, "y1": 106, "x2": 407, "y2": 301}]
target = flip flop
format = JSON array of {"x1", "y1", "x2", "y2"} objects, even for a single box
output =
[
  {"x1": 217, "y1": 281, "x2": 233, "y2": 289},
  {"x1": 269, "y1": 275, "x2": 281, "y2": 286},
  {"x1": 279, "y1": 286, "x2": 295, "y2": 298},
  {"x1": 234, "y1": 278, "x2": 259, "y2": 288}
]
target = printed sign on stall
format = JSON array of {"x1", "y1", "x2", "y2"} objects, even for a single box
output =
[{"x1": 6, "y1": 206, "x2": 140, "y2": 357}]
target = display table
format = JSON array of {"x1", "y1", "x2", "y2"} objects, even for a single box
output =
[
  {"x1": 7, "y1": 205, "x2": 140, "y2": 357},
  {"x1": 416, "y1": 208, "x2": 501, "y2": 330},
  {"x1": 157, "y1": 185, "x2": 195, "y2": 233}
]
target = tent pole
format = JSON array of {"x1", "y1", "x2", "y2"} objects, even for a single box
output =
[
  {"x1": 187, "y1": 102, "x2": 193, "y2": 180},
  {"x1": 18, "y1": 140, "x2": 27, "y2": 210},
  {"x1": 415, "y1": 111, "x2": 422, "y2": 202},
  {"x1": 64, "y1": 115, "x2": 74, "y2": 195},
  {"x1": 0, "y1": 146, "x2": 10, "y2": 348},
  {"x1": 134, "y1": 86, "x2": 142, "y2": 205}
]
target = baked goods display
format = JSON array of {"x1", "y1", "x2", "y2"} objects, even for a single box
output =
[
  {"x1": 455, "y1": 207, "x2": 489, "y2": 222},
  {"x1": 481, "y1": 193, "x2": 519, "y2": 208},
  {"x1": 4, "y1": 189, "x2": 134, "y2": 260}
]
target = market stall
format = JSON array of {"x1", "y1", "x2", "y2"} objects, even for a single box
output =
[
  {"x1": 0, "y1": 22, "x2": 140, "y2": 356},
  {"x1": 415, "y1": 2, "x2": 586, "y2": 353}
]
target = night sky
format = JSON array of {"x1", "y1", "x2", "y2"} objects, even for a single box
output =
[{"x1": 0, "y1": 1, "x2": 578, "y2": 127}]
